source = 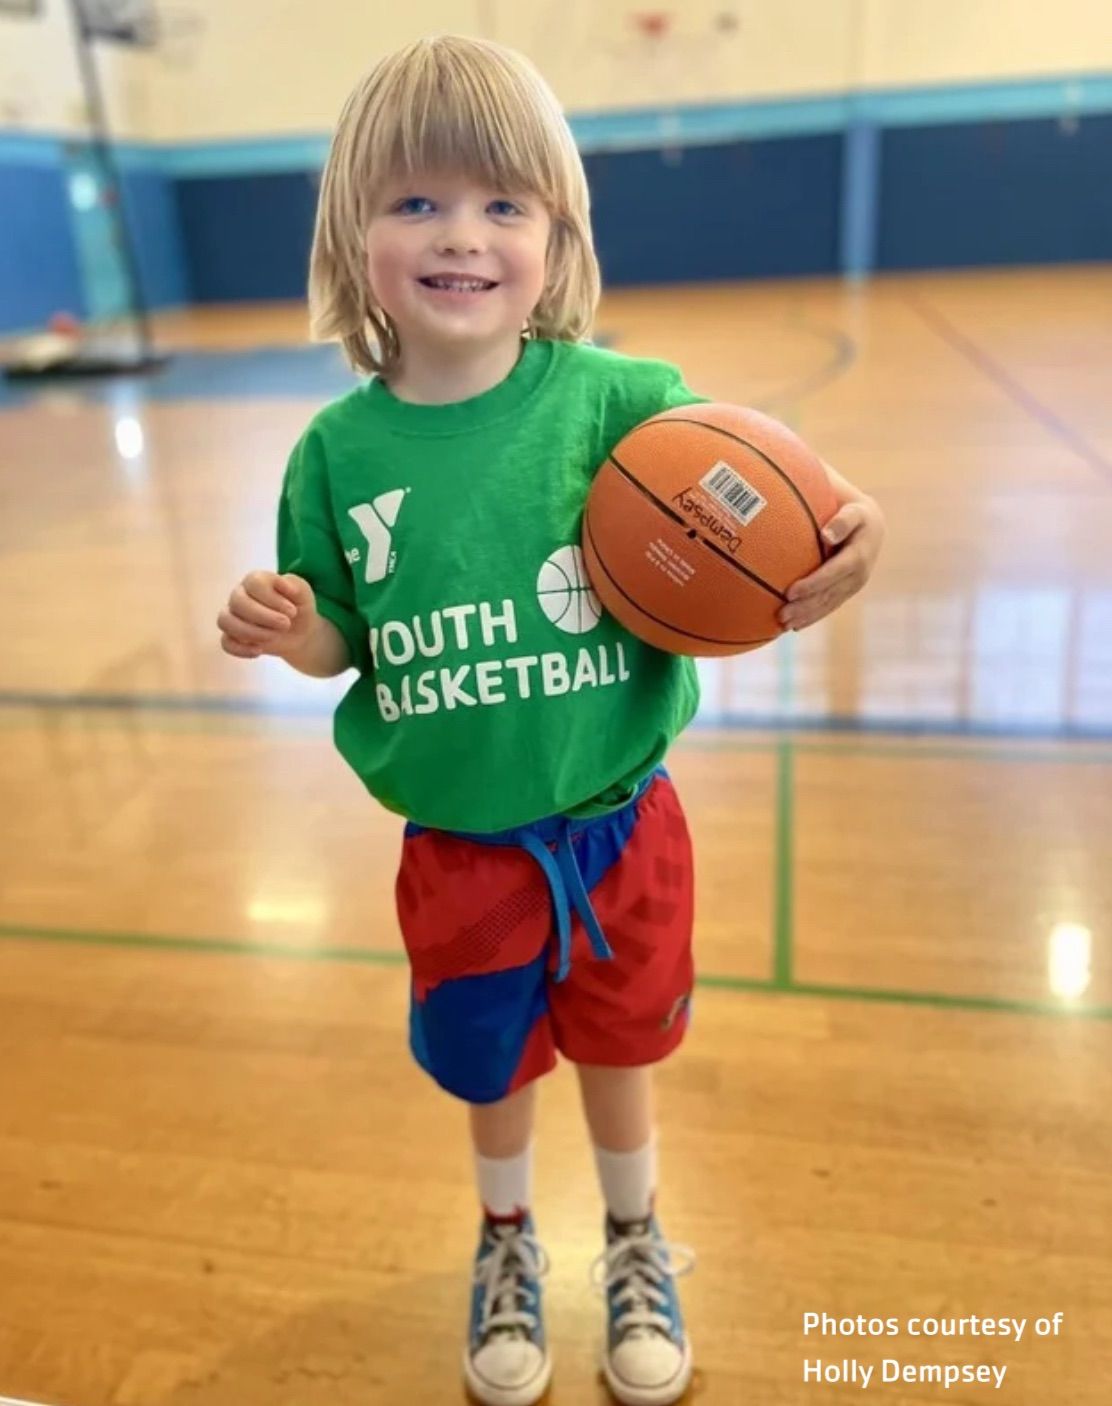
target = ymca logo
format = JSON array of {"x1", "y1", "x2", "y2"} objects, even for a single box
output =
[{"x1": 348, "y1": 489, "x2": 408, "y2": 584}]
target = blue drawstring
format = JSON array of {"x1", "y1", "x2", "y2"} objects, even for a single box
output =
[
  {"x1": 442, "y1": 770, "x2": 659, "y2": 982},
  {"x1": 555, "y1": 826, "x2": 614, "y2": 968},
  {"x1": 502, "y1": 824, "x2": 612, "y2": 982},
  {"x1": 449, "y1": 817, "x2": 616, "y2": 983}
]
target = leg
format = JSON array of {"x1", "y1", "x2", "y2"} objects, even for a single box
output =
[
  {"x1": 578, "y1": 1063, "x2": 693, "y2": 1406},
  {"x1": 577, "y1": 1063, "x2": 658, "y2": 1224},
  {"x1": 470, "y1": 1079, "x2": 538, "y2": 1221},
  {"x1": 394, "y1": 824, "x2": 557, "y2": 1406},
  {"x1": 551, "y1": 773, "x2": 696, "y2": 1405},
  {"x1": 471, "y1": 1080, "x2": 537, "y2": 1160},
  {"x1": 576, "y1": 1062, "x2": 654, "y2": 1152},
  {"x1": 465, "y1": 1080, "x2": 553, "y2": 1406}
]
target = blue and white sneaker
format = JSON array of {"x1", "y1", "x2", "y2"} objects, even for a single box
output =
[
  {"x1": 592, "y1": 1212, "x2": 695, "y2": 1406},
  {"x1": 464, "y1": 1211, "x2": 553, "y2": 1406}
]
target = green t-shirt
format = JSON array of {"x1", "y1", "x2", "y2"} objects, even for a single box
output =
[{"x1": 277, "y1": 336, "x2": 708, "y2": 833}]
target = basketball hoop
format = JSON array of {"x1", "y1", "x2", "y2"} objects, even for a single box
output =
[{"x1": 77, "y1": 0, "x2": 158, "y2": 47}]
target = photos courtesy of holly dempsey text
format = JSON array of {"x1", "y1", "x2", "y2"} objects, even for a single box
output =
[{"x1": 802, "y1": 1312, "x2": 1066, "y2": 1391}]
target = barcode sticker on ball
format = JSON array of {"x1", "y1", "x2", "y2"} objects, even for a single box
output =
[{"x1": 700, "y1": 461, "x2": 767, "y2": 526}]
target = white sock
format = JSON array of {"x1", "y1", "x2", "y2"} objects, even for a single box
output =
[
  {"x1": 593, "y1": 1135, "x2": 658, "y2": 1223},
  {"x1": 475, "y1": 1142, "x2": 534, "y2": 1220}
]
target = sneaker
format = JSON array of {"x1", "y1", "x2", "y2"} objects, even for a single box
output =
[
  {"x1": 592, "y1": 1212, "x2": 695, "y2": 1406},
  {"x1": 463, "y1": 1211, "x2": 553, "y2": 1406}
]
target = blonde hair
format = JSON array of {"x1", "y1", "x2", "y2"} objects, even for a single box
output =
[{"x1": 309, "y1": 34, "x2": 601, "y2": 377}]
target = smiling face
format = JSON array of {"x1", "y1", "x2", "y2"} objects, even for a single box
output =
[{"x1": 364, "y1": 170, "x2": 553, "y2": 362}]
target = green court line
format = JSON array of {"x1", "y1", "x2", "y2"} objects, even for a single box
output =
[
  {"x1": 2, "y1": 922, "x2": 1107, "y2": 1021},
  {"x1": 773, "y1": 739, "x2": 795, "y2": 987},
  {"x1": 770, "y1": 631, "x2": 796, "y2": 987},
  {"x1": 695, "y1": 972, "x2": 1112, "y2": 1020},
  {"x1": 0, "y1": 924, "x2": 405, "y2": 966}
]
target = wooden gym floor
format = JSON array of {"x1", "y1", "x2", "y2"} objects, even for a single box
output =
[{"x1": 0, "y1": 266, "x2": 1110, "y2": 1405}]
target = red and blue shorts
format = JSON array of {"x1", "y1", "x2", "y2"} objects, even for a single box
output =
[{"x1": 393, "y1": 766, "x2": 695, "y2": 1104}]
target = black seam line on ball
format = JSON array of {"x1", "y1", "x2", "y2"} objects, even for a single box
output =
[
  {"x1": 607, "y1": 452, "x2": 789, "y2": 603},
  {"x1": 584, "y1": 515, "x2": 780, "y2": 648},
  {"x1": 638, "y1": 418, "x2": 828, "y2": 558}
]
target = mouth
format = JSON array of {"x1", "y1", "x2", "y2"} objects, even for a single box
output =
[{"x1": 417, "y1": 275, "x2": 499, "y2": 294}]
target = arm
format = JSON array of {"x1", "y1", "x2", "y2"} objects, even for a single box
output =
[
  {"x1": 278, "y1": 604, "x2": 352, "y2": 678},
  {"x1": 221, "y1": 431, "x2": 368, "y2": 676},
  {"x1": 275, "y1": 429, "x2": 373, "y2": 673},
  {"x1": 217, "y1": 570, "x2": 353, "y2": 677},
  {"x1": 823, "y1": 460, "x2": 877, "y2": 510}
]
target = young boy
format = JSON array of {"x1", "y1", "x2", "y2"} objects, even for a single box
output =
[{"x1": 217, "y1": 34, "x2": 884, "y2": 1406}]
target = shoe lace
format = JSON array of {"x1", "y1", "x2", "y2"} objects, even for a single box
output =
[
  {"x1": 475, "y1": 1223, "x2": 549, "y2": 1343},
  {"x1": 590, "y1": 1226, "x2": 695, "y2": 1340}
]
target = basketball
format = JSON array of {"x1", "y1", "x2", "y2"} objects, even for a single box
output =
[{"x1": 581, "y1": 403, "x2": 840, "y2": 657}]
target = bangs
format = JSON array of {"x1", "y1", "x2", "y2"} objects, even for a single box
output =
[{"x1": 367, "y1": 41, "x2": 568, "y2": 211}]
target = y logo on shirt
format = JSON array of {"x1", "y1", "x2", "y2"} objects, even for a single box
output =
[{"x1": 348, "y1": 489, "x2": 408, "y2": 584}]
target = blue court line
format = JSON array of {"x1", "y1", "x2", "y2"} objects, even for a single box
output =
[
  {"x1": 905, "y1": 293, "x2": 1112, "y2": 491},
  {"x1": 1, "y1": 689, "x2": 1110, "y2": 744},
  {"x1": 0, "y1": 319, "x2": 851, "y2": 410},
  {"x1": 0, "y1": 691, "x2": 327, "y2": 716},
  {"x1": 0, "y1": 344, "x2": 360, "y2": 408}
]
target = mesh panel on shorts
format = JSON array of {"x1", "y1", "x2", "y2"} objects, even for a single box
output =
[{"x1": 409, "y1": 879, "x2": 552, "y2": 984}]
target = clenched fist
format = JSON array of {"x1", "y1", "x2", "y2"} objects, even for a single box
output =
[{"x1": 217, "y1": 571, "x2": 318, "y2": 660}]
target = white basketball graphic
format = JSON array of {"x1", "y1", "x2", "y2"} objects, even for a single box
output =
[{"x1": 537, "y1": 545, "x2": 603, "y2": 634}]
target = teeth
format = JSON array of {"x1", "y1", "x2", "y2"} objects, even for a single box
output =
[{"x1": 424, "y1": 277, "x2": 493, "y2": 291}]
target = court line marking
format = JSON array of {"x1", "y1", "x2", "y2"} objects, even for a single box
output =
[
  {"x1": 756, "y1": 316, "x2": 857, "y2": 422},
  {"x1": 3, "y1": 691, "x2": 1112, "y2": 745},
  {"x1": 904, "y1": 291, "x2": 1112, "y2": 490},
  {"x1": 0, "y1": 923, "x2": 1108, "y2": 1022},
  {"x1": 2, "y1": 687, "x2": 1108, "y2": 1019},
  {"x1": 3, "y1": 696, "x2": 1112, "y2": 756},
  {"x1": 773, "y1": 740, "x2": 794, "y2": 987}
]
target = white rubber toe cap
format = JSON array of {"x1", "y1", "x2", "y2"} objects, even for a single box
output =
[
  {"x1": 464, "y1": 1337, "x2": 552, "y2": 1406},
  {"x1": 604, "y1": 1333, "x2": 693, "y2": 1406}
]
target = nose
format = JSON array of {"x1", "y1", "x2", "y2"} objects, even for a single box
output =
[{"x1": 434, "y1": 203, "x2": 486, "y2": 256}]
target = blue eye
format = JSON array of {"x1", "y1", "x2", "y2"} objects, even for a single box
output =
[
  {"x1": 489, "y1": 199, "x2": 521, "y2": 217},
  {"x1": 394, "y1": 196, "x2": 434, "y2": 215}
]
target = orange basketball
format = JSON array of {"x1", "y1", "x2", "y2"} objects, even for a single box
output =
[{"x1": 582, "y1": 403, "x2": 839, "y2": 657}]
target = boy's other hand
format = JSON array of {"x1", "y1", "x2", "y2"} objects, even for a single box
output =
[{"x1": 217, "y1": 571, "x2": 318, "y2": 659}]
